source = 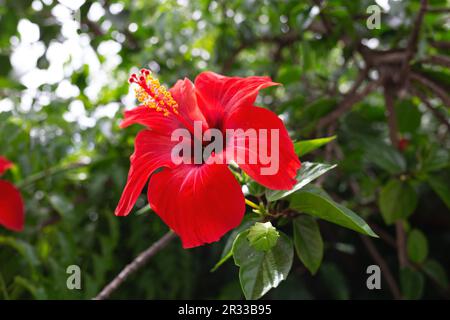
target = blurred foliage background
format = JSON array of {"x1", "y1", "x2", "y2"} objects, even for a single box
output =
[{"x1": 0, "y1": 0, "x2": 449, "y2": 299}]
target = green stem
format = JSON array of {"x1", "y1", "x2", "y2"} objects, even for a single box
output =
[
  {"x1": 16, "y1": 160, "x2": 95, "y2": 189},
  {"x1": 0, "y1": 272, "x2": 10, "y2": 300},
  {"x1": 245, "y1": 198, "x2": 260, "y2": 210},
  {"x1": 135, "y1": 205, "x2": 152, "y2": 215}
]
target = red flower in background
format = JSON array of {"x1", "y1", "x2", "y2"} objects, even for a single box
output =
[
  {"x1": 0, "y1": 156, "x2": 24, "y2": 232},
  {"x1": 116, "y1": 70, "x2": 300, "y2": 248},
  {"x1": 398, "y1": 137, "x2": 409, "y2": 152}
]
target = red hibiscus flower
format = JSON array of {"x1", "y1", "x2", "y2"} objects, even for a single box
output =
[
  {"x1": 0, "y1": 156, "x2": 25, "y2": 232},
  {"x1": 116, "y1": 69, "x2": 300, "y2": 248}
]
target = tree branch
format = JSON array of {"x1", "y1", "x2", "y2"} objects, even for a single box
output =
[
  {"x1": 420, "y1": 55, "x2": 450, "y2": 69},
  {"x1": 405, "y1": 1, "x2": 428, "y2": 55},
  {"x1": 383, "y1": 85, "x2": 410, "y2": 270},
  {"x1": 399, "y1": 0, "x2": 428, "y2": 81},
  {"x1": 317, "y1": 76, "x2": 380, "y2": 129},
  {"x1": 94, "y1": 231, "x2": 176, "y2": 300},
  {"x1": 312, "y1": 0, "x2": 333, "y2": 35},
  {"x1": 429, "y1": 40, "x2": 450, "y2": 50},
  {"x1": 81, "y1": 17, "x2": 139, "y2": 50},
  {"x1": 221, "y1": 32, "x2": 301, "y2": 73},
  {"x1": 383, "y1": 84, "x2": 400, "y2": 147}
]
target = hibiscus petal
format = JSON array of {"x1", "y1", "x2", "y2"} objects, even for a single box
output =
[
  {"x1": 170, "y1": 78, "x2": 208, "y2": 130},
  {"x1": 147, "y1": 164, "x2": 245, "y2": 248},
  {"x1": 224, "y1": 106, "x2": 301, "y2": 190},
  {"x1": 0, "y1": 156, "x2": 13, "y2": 176},
  {"x1": 120, "y1": 105, "x2": 181, "y2": 133},
  {"x1": 194, "y1": 71, "x2": 278, "y2": 127},
  {"x1": 115, "y1": 130, "x2": 179, "y2": 216},
  {"x1": 0, "y1": 180, "x2": 24, "y2": 232}
]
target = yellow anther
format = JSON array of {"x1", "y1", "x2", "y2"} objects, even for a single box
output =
[{"x1": 129, "y1": 68, "x2": 179, "y2": 117}]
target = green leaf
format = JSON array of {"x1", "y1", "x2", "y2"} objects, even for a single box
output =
[
  {"x1": 12, "y1": 276, "x2": 47, "y2": 300},
  {"x1": 211, "y1": 219, "x2": 255, "y2": 272},
  {"x1": 0, "y1": 76, "x2": 25, "y2": 90},
  {"x1": 319, "y1": 263, "x2": 349, "y2": 300},
  {"x1": 266, "y1": 162, "x2": 337, "y2": 201},
  {"x1": 277, "y1": 65, "x2": 302, "y2": 85},
  {"x1": 423, "y1": 260, "x2": 448, "y2": 288},
  {"x1": 421, "y1": 148, "x2": 449, "y2": 173},
  {"x1": 395, "y1": 100, "x2": 421, "y2": 133},
  {"x1": 303, "y1": 98, "x2": 336, "y2": 121},
  {"x1": 290, "y1": 187, "x2": 377, "y2": 237},
  {"x1": 407, "y1": 229, "x2": 428, "y2": 264},
  {"x1": 379, "y1": 179, "x2": 418, "y2": 224},
  {"x1": 0, "y1": 54, "x2": 12, "y2": 76},
  {"x1": 247, "y1": 222, "x2": 280, "y2": 251},
  {"x1": 247, "y1": 180, "x2": 265, "y2": 197},
  {"x1": 299, "y1": 98, "x2": 337, "y2": 134},
  {"x1": 294, "y1": 136, "x2": 336, "y2": 157},
  {"x1": 293, "y1": 215, "x2": 324, "y2": 274},
  {"x1": 233, "y1": 231, "x2": 293, "y2": 300},
  {"x1": 48, "y1": 194, "x2": 74, "y2": 218},
  {"x1": 400, "y1": 267, "x2": 425, "y2": 300},
  {"x1": 427, "y1": 173, "x2": 450, "y2": 209},
  {"x1": 0, "y1": 236, "x2": 40, "y2": 269},
  {"x1": 364, "y1": 141, "x2": 407, "y2": 174}
]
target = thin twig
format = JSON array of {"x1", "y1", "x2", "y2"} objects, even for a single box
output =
[
  {"x1": 359, "y1": 235, "x2": 402, "y2": 299},
  {"x1": 371, "y1": 224, "x2": 397, "y2": 248},
  {"x1": 426, "y1": 7, "x2": 450, "y2": 13},
  {"x1": 347, "y1": 68, "x2": 369, "y2": 97},
  {"x1": 94, "y1": 231, "x2": 176, "y2": 300},
  {"x1": 16, "y1": 160, "x2": 92, "y2": 189},
  {"x1": 395, "y1": 222, "x2": 408, "y2": 268},
  {"x1": 331, "y1": 137, "x2": 403, "y2": 299},
  {"x1": 410, "y1": 72, "x2": 450, "y2": 107},
  {"x1": 383, "y1": 84, "x2": 400, "y2": 147},
  {"x1": 412, "y1": 88, "x2": 450, "y2": 131}
]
